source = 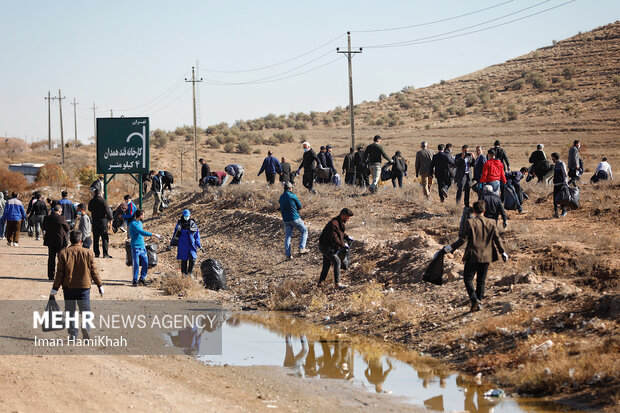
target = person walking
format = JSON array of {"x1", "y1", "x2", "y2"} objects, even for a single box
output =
[
  {"x1": 591, "y1": 157, "x2": 613, "y2": 183},
  {"x1": 445, "y1": 143, "x2": 456, "y2": 182},
  {"x1": 258, "y1": 151, "x2": 282, "y2": 185},
  {"x1": 353, "y1": 146, "x2": 369, "y2": 189},
  {"x1": 342, "y1": 148, "x2": 356, "y2": 185},
  {"x1": 482, "y1": 185, "x2": 508, "y2": 229},
  {"x1": 50, "y1": 230, "x2": 103, "y2": 339},
  {"x1": 225, "y1": 164, "x2": 244, "y2": 184},
  {"x1": 129, "y1": 209, "x2": 162, "y2": 286},
  {"x1": 493, "y1": 140, "x2": 510, "y2": 172},
  {"x1": 0, "y1": 192, "x2": 5, "y2": 240},
  {"x1": 2, "y1": 192, "x2": 26, "y2": 246},
  {"x1": 88, "y1": 189, "x2": 113, "y2": 258},
  {"x1": 365, "y1": 135, "x2": 391, "y2": 193},
  {"x1": 170, "y1": 209, "x2": 201, "y2": 276},
  {"x1": 30, "y1": 192, "x2": 48, "y2": 241},
  {"x1": 552, "y1": 152, "x2": 569, "y2": 218},
  {"x1": 279, "y1": 157, "x2": 293, "y2": 185},
  {"x1": 297, "y1": 142, "x2": 320, "y2": 194},
  {"x1": 76, "y1": 204, "x2": 92, "y2": 249},
  {"x1": 429, "y1": 144, "x2": 455, "y2": 202},
  {"x1": 43, "y1": 205, "x2": 69, "y2": 280},
  {"x1": 442, "y1": 200, "x2": 508, "y2": 312},
  {"x1": 391, "y1": 151, "x2": 407, "y2": 189},
  {"x1": 278, "y1": 182, "x2": 309, "y2": 260},
  {"x1": 415, "y1": 141, "x2": 434, "y2": 198},
  {"x1": 567, "y1": 139, "x2": 581, "y2": 186},
  {"x1": 58, "y1": 190, "x2": 76, "y2": 229},
  {"x1": 318, "y1": 208, "x2": 354, "y2": 288},
  {"x1": 480, "y1": 148, "x2": 506, "y2": 195},
  {"x1": 151, "y1": 170, "x2": 163, "y2": 216},
  {"x1": 454, "y1": 145, "x2": 474, "y2": 207}
]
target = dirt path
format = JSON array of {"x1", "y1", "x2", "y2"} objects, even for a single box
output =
[{"x1": 0, "y1": 235, "x2": 417, "y2": 413}]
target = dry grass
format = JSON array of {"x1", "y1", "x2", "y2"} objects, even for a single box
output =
[
  {"x1": 151, "y1": 273, "x2": 203, "y2": 297},
  {"x1": 349, "y1": 281, "x2": 384, "y2": 314}
]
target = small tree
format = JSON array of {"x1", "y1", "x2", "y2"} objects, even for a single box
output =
[{"x1": 75, "y1": 166, "x2": 99, "y2": 186}]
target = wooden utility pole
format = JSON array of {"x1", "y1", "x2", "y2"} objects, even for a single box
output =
[
  {"x1": 71, "y1": 98, "x2": 79, "y2": 142},
  {"x1": 185, "y1": 66, "x2": 203, "y2": 182},
  {"x1": 57, "y1": 89, "x2": 66, "y2": 164},
  {"x1": 337, "y1": 32, "x2": 362, "y2": 150},
  {"x1": 110, "y1": 109, "x2": 113, "y2": 117},
  {"x1": 44, "y1": 91, "x2": 53, "y2": 149},
  {"x1": 91, "y1": 102, "x2": 98, "y2": 146}
]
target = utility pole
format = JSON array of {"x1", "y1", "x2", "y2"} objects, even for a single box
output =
[
  {"x1": 57, "y1": 89, "x2": 66, "y2": 164},
  {"x1": 185, "y1": 66, "x2": 203, "y2": 182},
  {"x1": 110, "y1": 109, "x2": 113, "y2": 117},
  {"x1": 180, "y1": 146, "x2": 191, "y2": 184},
  {"x1": 337, "y1": 31, "x2": 362, "y2": 150},
  {"x1": 91, "y1": 102, "x2": 98, "y2": 146},
  {"x1": 44, "y1": 91, "x2": 53, "y2": 149},
  {"x1": 71, "y1": 98, "x2": 79, "y2": 142}
]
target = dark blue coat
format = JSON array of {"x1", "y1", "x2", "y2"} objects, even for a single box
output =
[{"x1": 172, "y1": 219, "x2": 201, "y2": 260}]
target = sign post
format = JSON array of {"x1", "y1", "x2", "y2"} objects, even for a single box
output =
[{"x1": 96, "y1": 117, "x2": 149, "y2": 209}]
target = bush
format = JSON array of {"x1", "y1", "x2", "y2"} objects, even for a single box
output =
[
  {"x1": 455, "y1": 107, "x2": 466, "y2": 117},
  {"x1": 559, "y1": 80, "x2": 576, "y2": 90},
  {"x1": 293, "y1": 121, "x2": 307, "y2": 130},
  {"x1": 253, "y1": 149, "x2": 262, "y2": 154},
  {"x1": 223, "y1": 143, "x2": 235, "y2": 153},
  {"x1": 0, "y1": 169, "x2": 28, "y2": 193},
  {"x1": 75, "y1": 166, "x2": 99, "y2": 186},
  {"x1": 562, "y1": 65, "x2": 576, "y2": 79},
  {"x1": 507, "y1": 105, "x2": 518, "y2": 121},
  {"x1": 479, "y1": 93, "x2": 491, "y2": 106},
  {"x1": 30, "y1": 141, "x2": 48, "y2": 151},
  {"x1": 205, "y1": 137, "x2": 220, "y2": 149},
  {"x1": 532, "y1": 77, "x2": 549, "y2": 91},
  {"x1": 613, "y1": 75, "x2": 620, "y2": 87},
  {"x1": 236, "y1": 140, "x2": 252, "y2": 154},
  {"x1": 424, "y1": 124, "x2": 431, "y2": 130},
  {"x1": 272, "y1": 131, "x2": 294, "y2": 144},
  {"x1": 375, "y1": 117, "x2": 385, "y2": 126},
  {"x1": 36, "y1": 164, "x2": 73, "y2": 187},
  {"x1": 508, "y1": 79, "x2": 525, "y2": 90},
  {"x1": 465, "y1": 94, "x2": 479, "y2": 107},
  {"x1": 378, "y1": 94, "x2": 387, "y2": 101},
  {"x1": 152, "y1": 129, "x2": 168, "y2": 148},
  {"x1": 399, "y1": 101, "x2": 413, "y2": 110}
]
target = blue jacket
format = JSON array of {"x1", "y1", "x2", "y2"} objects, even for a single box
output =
[
  {"x1": 129, "y1": 220, "x2": 152, "y2": 249},
  {"x1": 122, "y1": 201, "x2": 137, "y2": 222},
  {"x1": 1, "y1": 197, "x2": 26, "y2": 222},
  {"x1": 58, "y1": 198, "x2": 76, "y2": 222},
  {"x1": 258, "y1": 156, "x2": 281, "y2": 175},
  {"x1": 172, "y1": 219, "x2": 201, "y2": 260},
  {"x1": 279, "y1": 191, "x2": 301, "y2": 222},
  {"x1": 474, "y1": 155, "x2": 487, "y2": 182},
  {"x1": 325, "y1": 151, "x2": 336, "y2": 172}
]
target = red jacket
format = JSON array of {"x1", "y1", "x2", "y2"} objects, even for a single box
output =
[{"x1": 480, "y1": 159, "x2": 506, "y2": 184}]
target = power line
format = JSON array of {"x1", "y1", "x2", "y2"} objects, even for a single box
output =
[
  {"x1": 352, "y1": 0, "x2": 515, "y2": 33},
  {"x1": 363, "y1": 0, "x2": 574, "y2": 49},
  {"x1": 111, "y1": 75, "x2": 187, "y2": 112},
  {"x1": 199, "y1": 33, "x2": 344, "y2": 73}
]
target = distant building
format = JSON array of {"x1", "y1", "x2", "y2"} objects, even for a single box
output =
[{"x1": 8, "y1": 163, "x2": 44, "y2": 183}]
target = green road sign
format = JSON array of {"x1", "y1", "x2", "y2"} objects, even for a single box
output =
[{"x1": 96, "y1": 117, "x2": 149, "y2": 174}]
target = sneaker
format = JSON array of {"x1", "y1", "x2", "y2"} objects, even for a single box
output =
[
  {"x1": 335, "y1": 283, "x2": 348, "y2": 289},
  {"x1": 518, "y1": 210, "x2": 527, "y2": 214},
  {"x1": 299, "y1": 248, "x2": 309, "y2": 255},
  {"x1": 560, "y1": 211, "x2": 568, "y2": 218},
  {"x1": 119, "y1": 227, "x2": 126, "y2": 233},
  {"x1": 35, "y1": 237, "x2": 40, "y2": 241},
  {"x1": 138, "y1": 279, "x2": 147, "y2": 286},
  {"x1": 470, "y1": 300, "x2": 482, "y2": 312},
  {"x1": 7, "y1": 241, "x2": 11, "y2": 246},
  {"x1": 131, "y1": 281, "x2": 138, "y2": 287},
  {"x1": 285, "y1": 255, "x2": 292, "y2": 261},
  {"x1": 13, "y1": 243, "x2": 18, "y2": 247},
  {"x1": 103, "y1": 255, "x2": 113, "y2": 259}
]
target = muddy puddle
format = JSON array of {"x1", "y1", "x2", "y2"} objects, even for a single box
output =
[{"x1": 167, "y1": 311, "x2": 580, "y2": 412}]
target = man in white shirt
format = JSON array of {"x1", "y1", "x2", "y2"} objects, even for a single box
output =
[{"x1": 591, "y1": 158, "x2": 613, "y2": 183}]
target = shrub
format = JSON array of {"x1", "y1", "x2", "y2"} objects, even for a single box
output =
[
  {"x1": 465, "y1": 94, "x2": 479, "y2": 107},
  {"x1": 424, "y1": 124, "x2": 431, "y2": 130},
  {"x1": 323, "y1": 117, "x2": 333, "y2": 127},
  {"x1": 559, "y1": 80, "x2": 576, "y2": 90},
  {"x1": 401, "y1": 85, "x2": 415, "y2": 93},
  {"x1": 562, "y1": 65, "x2": 576, "y2": 79},
  {"x1": 36, "y1": 164, "x2": 73, "y2": 187},
  {"x1": 479, "y1": 93, "x2": 491, "y2": 106},
  {"x1": 30, "y1": 141, "x2": 48, "y2": 151},
  {"x1": 0, "y1": 169, "x2": 28, "y2": 193},
  {"x1": 399, "y1": 101, "x2": 413, "y2": 110},
  {"x1": 252, "y1": 149, "x2": 261, "y2": 154},
  {"x1": 152, "y1": 129, "x2": 168, "y2": 148},
  {"x1": 455, "y1": 107, "x2": 466, "y2": 117},
  {"x1": 440, "y1": 79, "x2": 446, "y2": 85},
  {"x1": 613, "y1": 75, "x2": 620, "y2": 86},
  {"x1": 293, "y1": 121, "x2": 307, "y2": 130},
  {"x1": 378, "y1": 94, "x2": 387, "y2": 101},
  {"x1": 439, "y1": 111, "x2": 449, "y2": 120},
  {"x1": 272, "y1": 131, "x2": 294, "y2": 144},
  {"x1": 75, "y1": 166, "x2": 99, "y2": 186},
  {"x1": 223, "y1": 142, "x2": 235, "y2": 153},
  {"x1": 532, "y1": 77, "x2": 549, "y2": 91},
  {"x1": 507, "y1": 105, "x2": 519, "y2": 121},
  {"x1": 236, "y1": 140, "x2": 252, "y2": 154},
  {"x1": 205, "y1": 137, "x2": 220, "y2": 149},
  {"x1": 508, "y1": 79, "x2": 525, "y2": 90}
]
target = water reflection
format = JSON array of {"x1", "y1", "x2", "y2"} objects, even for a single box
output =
[{"x1": 167, "y1": 313, "x2": 576, "y2": 412}]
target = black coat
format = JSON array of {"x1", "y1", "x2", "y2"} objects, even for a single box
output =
[
  {"x1": 342, "y1": 153, "x2": 355, "y2": 173},
  {"x1": 88, "y1": 196, "x2": 113, "y2": 222},
  {"x1": 299, "y1": 149, "x2": 319, "y2": 171},
  {"x1": 392, "y1": 155, "x2": 407, "y2": 173},
  {"x1": 483, "y1": 193, "x2": 507, "y2": 223},
  {"x1": 429, "y1": 151, "x2": 456, "y2": 180},
  {"x1": 280, "y1": 162, "x2": 292, "y2": 183},
  {"x1": 317, "y1": 151, "x2": 327, "y2": 168},
  {"x1": 495, "y1": 147, "x2": 510, "y2": 171},
  {"x1": 201, "y1": 163, "x2": 211, "y2": 180},
  {"x1": 454, "y1": 153, "x2": 474, "y2": 181},
  {"x1": 43, "y1": 213, "x2": 69, "y2": 249},
  {"x1": 31, "y1": 199, "x2": 48, "y2": 216}
]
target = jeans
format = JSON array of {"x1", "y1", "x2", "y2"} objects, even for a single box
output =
[
  {"x1": 284, "y1": 218, "x2": 308, "y2": 257},
  {"x1": 486, "y1": 180, "x2": 500, "y2": 195},
  {"x1": 82, "y1": 236, "x2": 92, "y2": 249},
  {"x1": 181, "y1": 258, "x2": 195, "y2": 275},
  {"x1": 33, "y1": 215, "x2": 45, "y2": 239},
  {"x1": 455, "y1": 175, "x2": 471, "y2": 206},
  {"x1": 463, "y1": 261, "x2": 489, "y2": 305},
  {"x1": 369, "y1": 163, "x2": 381, "y2": 191},
  {"x1": 131, "y1": 247, "x2": 149, "y2": 283},
  {"x1": 391, "y1": 171, "x2": 404, "y2": 188},
  {"x1": 319, "y1": 245, "x2": 341, "y2": 284},
  {"x1": 0, "y1": 219, "x2": 4, "y2": 238},
  {"x1": 266, "y1": 173, "x2": 276, "y2": 185},
  {"x1": 64, "y1": 288, "x2": 91, "y2": 338},
  {"x1": 48, "y1": 246, "x2": 63, "y2": 280}
]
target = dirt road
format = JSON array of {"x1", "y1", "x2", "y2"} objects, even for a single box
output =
[{"x1": 0, "y1": 235, "x2": 416, "y2": 413}]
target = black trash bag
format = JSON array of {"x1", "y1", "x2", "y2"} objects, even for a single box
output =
[
  {"x1": 316, "y1": 166, "x2": 331, "y2": 181},
  {"x1": 170, "y1": 226, "x2": 181, "y2": 247},
  {"x1": 42, "y1": 295, "x2": 64, "y2": 332},
  {"x1": 458, "y1": 207, "x2": 472, "y2": 239},
  {"x1": 567, "y1": 185, "x2": 580, "y2": 210},
  {"x1": 338, "y1": 248, "x2": 350, "y2": 270},
  {"x1": 380, "y1": 163, "x2": 393, "y2": 181},
  {"x1": 201, "y1": 259, "x2": 227, "y2": 290},
  {"x1": 554, "y1": 184, "x2": 572, "y2": 207},
  {"x1": 423, "y1": 250, "x2": 445, "y2": 286},
  {"x1": 146, "y1": 243, "x2": 158, "y2": 268},
  {"x1": 20, "y1": 219, "x2": 28, "y2": 233},
  {"x1": 504, "y1": 186, "x2": 519, "y2": 210},
  {"x1": 125, "y1": 240, "x2": 132, "y2": 267}
]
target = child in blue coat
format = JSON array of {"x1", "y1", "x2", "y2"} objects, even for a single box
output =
[{"x1": 171, "y1": 209, "x2": 201, "y2": 275}]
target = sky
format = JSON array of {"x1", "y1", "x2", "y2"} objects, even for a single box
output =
[{"x1": 0, "y1": 0, "x2": 618, "y2": 143}]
